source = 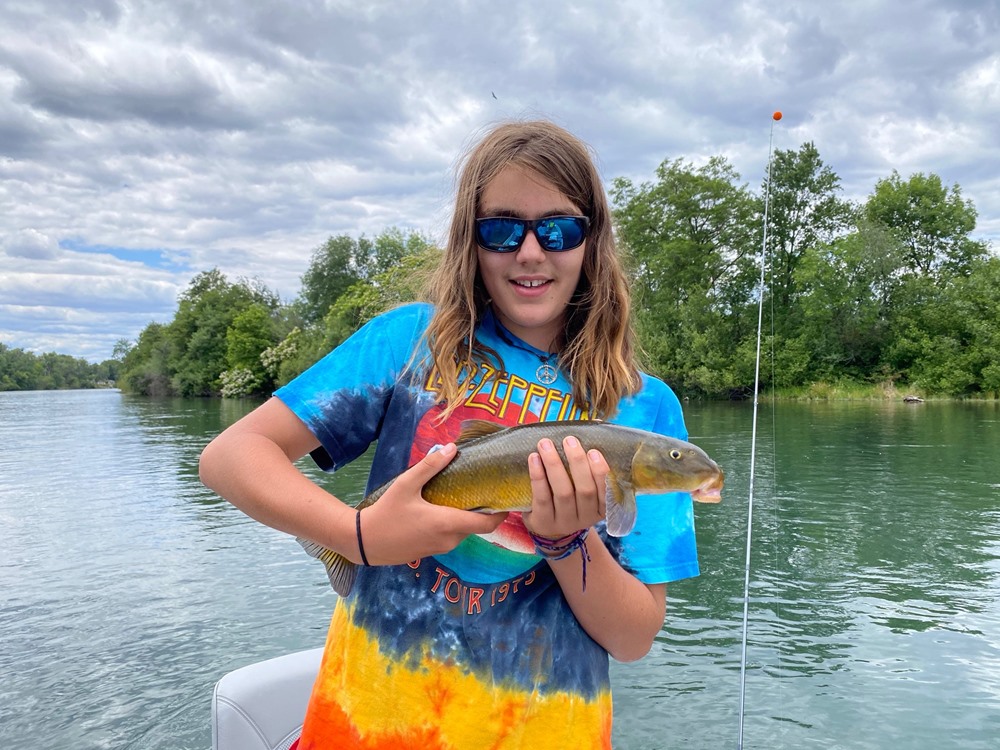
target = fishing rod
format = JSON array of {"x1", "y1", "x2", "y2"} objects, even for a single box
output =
[{"x1": 736, "y1": 110, "x2": 782, "y2": 750}]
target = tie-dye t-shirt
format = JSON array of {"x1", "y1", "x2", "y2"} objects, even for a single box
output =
[{"x1": 275, "y1": 303, "x2": 699, "y2": 750}]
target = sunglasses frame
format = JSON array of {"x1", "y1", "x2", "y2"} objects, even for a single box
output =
[{"x1": 475, "y1": 215, "x2": 590, "y2": 253}]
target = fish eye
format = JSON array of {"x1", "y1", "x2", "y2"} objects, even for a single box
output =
[{"x1": 669, "y1": 449, "x2": 682, "y2": 460}]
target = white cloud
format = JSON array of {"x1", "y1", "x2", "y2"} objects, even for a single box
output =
[
  {"x1": 2, "y1": 229, "x2": 60, "y2": 259},
  {"x1": 1, "y1": 0, "x2": 997, "y2": 361}
]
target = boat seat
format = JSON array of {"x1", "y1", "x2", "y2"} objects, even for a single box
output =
[{"x1": 212, "y1": 647, "x2": 323, "y2": 750}]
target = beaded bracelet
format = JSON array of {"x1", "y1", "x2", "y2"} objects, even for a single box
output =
[{"x1": 528, "y1": 528, "x2": 592, "y2": 591}]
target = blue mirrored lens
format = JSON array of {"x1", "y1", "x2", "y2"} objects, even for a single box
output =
[
  {"x1": 476, "y1": 216, "x2": 588, "y2": 252},
  {"x1": 477, "y1": 218, "x2": 526, "y2": 251},
  {"x1": 537, "y1": 218, "x2": 583, "y2": 250}
]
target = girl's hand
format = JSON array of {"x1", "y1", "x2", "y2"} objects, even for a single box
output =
[
  {"x1": 522, "y1": 436, "x2": 609, "y2": 539},
  {"x1": 360, "y1": 443, "x2": 508, "y2": 564}
]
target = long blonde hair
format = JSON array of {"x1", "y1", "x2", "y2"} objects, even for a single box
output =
[{"x1": 423, "y1": 120, "x2": 641, "y2": 420}]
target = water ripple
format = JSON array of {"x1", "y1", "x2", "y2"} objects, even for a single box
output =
[{"x1": 4, "y1": 394, "x2": 1000, "y2": 748}]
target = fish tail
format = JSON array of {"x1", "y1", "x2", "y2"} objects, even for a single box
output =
[
  {"x1": 295, "y1": 484, "x2": 388, "y2": 596},
  {"x1": 297, "y1": 537, "x2": 358, "y2": 596}
]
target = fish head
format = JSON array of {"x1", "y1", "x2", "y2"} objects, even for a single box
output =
[{"x1": 631, "y1": 438, "x2": 724, "y2": 503}]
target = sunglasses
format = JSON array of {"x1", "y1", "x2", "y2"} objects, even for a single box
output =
[{"x1": 475, "y1": 215, "x2": 590, "y2": 253}]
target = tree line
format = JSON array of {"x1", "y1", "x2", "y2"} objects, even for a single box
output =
[
  {"x1": 7, "y1": 142, "x2": 996, "y2": 398},
  {"x1": 0, "y1": 343, "x2": 120, "y2": 391},
  {"x1": 116, "y1": 228, "x2": 437, "y2": 398},
  {"x1": 612, "y1": 144, "x2": 996, "y2": 397}
]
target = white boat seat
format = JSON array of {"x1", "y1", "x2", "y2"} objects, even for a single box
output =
[{"x1": 212, "y1": 647, "x2": 323, "y2": 750}]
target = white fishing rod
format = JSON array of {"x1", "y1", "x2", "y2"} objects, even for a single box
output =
[{"x1": 736, "y1": 110, "x2": 782, "y2": 750}]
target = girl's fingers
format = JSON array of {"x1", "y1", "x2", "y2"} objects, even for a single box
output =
[
  {"x1": 567, "y1": 441, "x2": 609, "y2": 519},
  {"x1": 537, "y1": 438, "x2": 574, "y2": 504},
  {"x1": 526, "y1": 450, "x2": 555, "y2": 527},
  {"x1": 398, "y1": 442, "x2": 457, "y2": 489},
  {"x1": 561, "y1": 436, "x2": 597, "y2": 515},
  {"x1": 588, "y1": 449, "x2": 610, "y2": 518}
]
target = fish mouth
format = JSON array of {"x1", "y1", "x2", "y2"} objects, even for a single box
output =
[{"x1": 690, "y1": 472, "x2": 724, "y2": 504}]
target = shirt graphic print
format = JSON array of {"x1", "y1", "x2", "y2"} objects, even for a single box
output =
[{"x1": 275, "y1": 304, "x2": 699, "y2": 750}]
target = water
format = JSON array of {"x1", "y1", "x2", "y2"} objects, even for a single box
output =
[{"x1": 1, "y1": 391, "x2": 998, "y2": 748}]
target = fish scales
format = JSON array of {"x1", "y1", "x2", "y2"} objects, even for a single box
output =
[
  {"x1": 300, "y1": 419, "x2": 724, "y2": 597},
  {"x1": 426, "y1": 422, "x2": 664, "y2": 512}
]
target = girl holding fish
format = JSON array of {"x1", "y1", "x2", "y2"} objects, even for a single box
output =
[{"x1": 200, "y1": 120, "x2": 713, "y2": 750}]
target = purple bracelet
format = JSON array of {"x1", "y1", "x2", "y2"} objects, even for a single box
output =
[{"x1": 528, "y1": 528, "x2": 592, "y2": 591}]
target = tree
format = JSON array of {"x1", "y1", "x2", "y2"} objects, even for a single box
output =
[
  {"x1": 118, "y1": 270, "x2": 279, "y2": 396},
  {"x1": 166, "y1": 270, "x2": 280, "y2": 396},
  {"x1": 355, "y1": 227, "x2": 434, "y2": 280},
  {"x1": 0, "y1": 343, "x2": 40, "y2": 390},
  {"x1": 0, "y1": 344, "x2": 119, "y2": 391},
  {"x1": 274, "y1": 230, "x2": 439, "y2": 383},
  {"x1": 121, "y1": 323, "x2": 172, "y2": 396},
  {"x1": 612, "y1": 156, "x2": 760, "y2": 394},
  {"x1": 297, "y1": 236, "x2": 366, "y2": 325},
  {"x1": 324, "y1": 245, "x2": 440, "y2": 347},
  {"x1": 765, "y1": 142, "x2": 855, "y2": 323},
  {"x1": 792, "y1": 219, "x2": 906, "y2": 382},
  {"x1": 297, "y1": 230, "x2": 436, "y2": 326},
  {"x1": 221, "y1": 303, "x2": 277, "y2": 397},
  {"x1": 864, "y1": 171, "x2": 988, "y2": 276},
  {"x1": 613, "y1": 156, "x2": 758, "y2": 303},
  {"x1": 886, "y1": 256, "x2": 1000, "y2": 394}
]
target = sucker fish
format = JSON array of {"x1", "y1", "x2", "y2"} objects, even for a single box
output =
[{"x1": 299, "y1": 419, "x2": 724, "y2": 596}]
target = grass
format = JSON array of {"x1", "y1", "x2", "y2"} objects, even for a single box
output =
[{"x1": 763, "y1": 380, "x2": 999, "y2": 401}]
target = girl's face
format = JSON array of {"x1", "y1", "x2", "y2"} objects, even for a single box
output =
[{"x1": 476, "y1": 165, "x2": 585, "y2": 352}]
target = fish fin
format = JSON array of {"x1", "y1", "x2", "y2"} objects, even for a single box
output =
[
  {"x1": 297, "y1": 537, "x2": 357, "y2": 597},
  {"x1": 456, "y1": 419, "x2": 506, "y2": 444},
  {"x1": 465, "y1": 506, "x2": 509, "y2": 513},
  {"x1": 604, "y1": 476, "x2": 637, "y2": 537}
]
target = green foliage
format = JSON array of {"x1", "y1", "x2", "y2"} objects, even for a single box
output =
[
  {"x1": 270, "y1": 326, "x2": 329, "y2": 387},
  {"x1": 865, "y1": 171, "x2": 988, "y2": 276},
  {"x1": 117, "y1": 270, "x2": 280, "y2": 397},
  {"x1": 219, "y1": 368, "x2": 261, "y2": 398},
  {"x1": 166, "y1": 270, "x2": 279, "y2": 397},
  {"x1": 324, "y1": 244, "x2": 440, "y2": 347},
  {"x1": 120, "y1": 323, "x2": 172, "y2": 396},
  {"x1": 613, "y1": 155, "x2": 761, "y2": 397},
  {"x1": 111, "y1": 228, "x2": 437, "y2": 396},
  {"x1": 885, "y1": 257, "x2": 1000, "y2": 395},
  {"x1": 278, "y1": 233, "x2": 439, "y2": 384},
  {"x1": 765, "y1": 142, "x2": 856, "y2": 324},
  {"x1": 613, "y1": 156, "x2": 758, "y2": 303},
  {"x1": 614, "y1": 145, "x2": 995, "y2": 399},
  {"x1": 20, "y1": 154, "x2": 999, "y2": 400},
  {"x1": 790, "y1": 220, "x2": 905, "y2": 381},
  {"x1": 223, "y1": 303, "x2": 277, "y2": 395},
  {"x1": 0, "y1": 343, "x2": 114, "y2": 391},
  {"x1": 297, "y1": 235, "x2": 367, "y2": 325}
]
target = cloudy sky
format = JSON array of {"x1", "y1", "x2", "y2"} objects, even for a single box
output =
[{"x1": 1, "y1": 0, "x2": 998, "y2": 362}]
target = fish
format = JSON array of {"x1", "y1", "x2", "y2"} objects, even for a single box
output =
[{"x1": 299, "y1": 419, "x2": 724, "y2": 596}]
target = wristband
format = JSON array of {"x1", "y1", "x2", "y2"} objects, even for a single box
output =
[
  {"x1": 356, "y1": 510, "x2": 371, "y2": 567},
  {"x1": 528, "y1": 528, "x2": 592, "y2": 591}
]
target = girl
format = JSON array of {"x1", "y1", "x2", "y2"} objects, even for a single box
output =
[{"x1": 199, "y1": 120, "x2": 699, "y2": 750}]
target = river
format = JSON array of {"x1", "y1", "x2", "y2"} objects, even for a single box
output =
[{"x1": 1, "y1": 390, "x2": 998, "y2": 748}]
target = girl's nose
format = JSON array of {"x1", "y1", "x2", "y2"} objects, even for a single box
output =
[{"x1": 514, "y1": 230, "x2": 546, "y2": 262}]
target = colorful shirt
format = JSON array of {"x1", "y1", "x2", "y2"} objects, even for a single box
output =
[{"x1": 276, "y1": 303, "x2": 699, "y2": 750}]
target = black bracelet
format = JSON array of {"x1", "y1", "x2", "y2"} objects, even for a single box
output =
[{"x1": 356, "y1": 510, "x2": 371, "y2": 567}]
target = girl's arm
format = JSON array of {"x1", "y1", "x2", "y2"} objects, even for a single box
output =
[
  {"x1": 522, "y1": 436, "x2": 667, "y2": 662},
  {"x1": 199, "y1": 397, "x2": 506, "y2": 564}
]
